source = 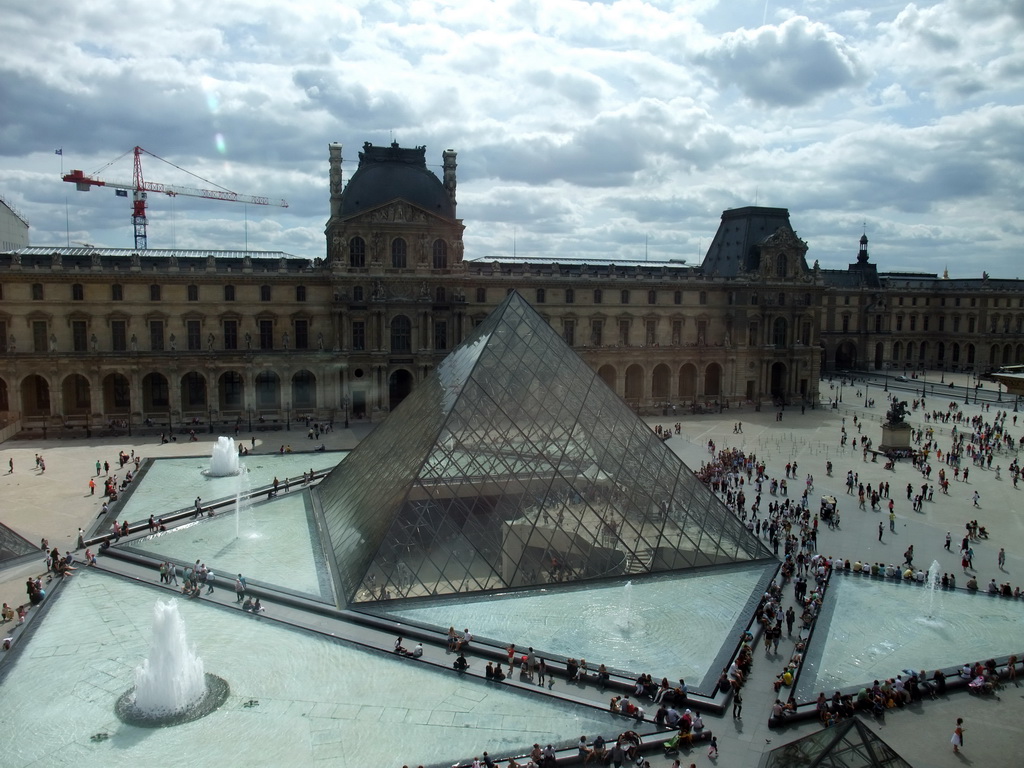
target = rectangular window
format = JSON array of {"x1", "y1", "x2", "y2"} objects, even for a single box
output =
[
  {"x1": 259, "y1": 319, "x2": 273, "y2": 350},
  {"x1": 875, "y1": 315, "x2": 882, "y2": 332},
  {"x1": 32, "y1": 321, "x2": 47, "y2": 352},
  {"x1": 72, "y1": 320, "x2": 88, "y2": 352},
  {"x1": 476, "y1": 287, "x2": 486, "y2": 303},
  {"x1": 0, "y1": 320, "x2": 6, "y2": 353},
  {"x1": 187, "y1": 285, "x2": 199, "y2": 301},
  {"x1": 620, "y1": 289, "x2": 630, "y2": 304},
  {"x1": 72, "y1": 284, "x2": 84, "y2": 301},
  {"x1": 968, "y1": 317, "x2": 976, "y2": 333},
  {"x1": 187, "y1": 320, "x2": 202, "y2": 351},
  {"x1": 562, "y1": 319, "x2": 575, "y2": 346},
  {"x1": 910, "y1": 316, "x2": 917, "y2": 331},
  {"x1": 434, "y1": 320, "x2": 448, "y2": 350},
  {"x1": 697, "y1": 320, "x2": 707, "y2": 344},
  {"x1": 150, "y1": 376, "x2": 169, "y2": 407},
  {"x1": 590, "y1": 319, "x2": 603, "y2": 347},
  {"x1": 296, "y1": 285, "x2": 307, "y2": 302},
  {"x1": 938, "y1": 317, "x2": 944, "y2": 332},
  {"x1": 923, "y1": 317, "x2": 929, "y2": 331},
  {"x1": 801, "y1": 322, "x2": 811, "y2": 345},
  {"x1": 295, "y1": 319, "x2": 309, "y2": 350},
  {"x1": 225, "y1": 285, "x2": 236, "y2": 302},
  {"x1": 842, "y1": 316, "x2": 850, "y2": 332},
  {"x1": 672, "y1": 320, "x2": 683, "y2": 346},
  {"x1": 352, "y1": 321, "x2": 366, "y2": 351},
  {"x1": 112, "y1": 321, "x2": 127, "y2": 351},
  {"x1": 150, "y1": 320, "x2": 164, "y2": 351},
  {"x1": 223, "y1": 320, "x2": 237, "y2": 350},
  {"x1": 896, "y1": 316, "x2": 903, "y2": 331},
  {"x1": 32, "y1": 283, "x2": 43, "y2": 301},
  {"x1": 150, "y1": 284, "x2": 161, "y2": 301},
  {"x1": 747, "y1": 322, "x2": 757, "y2": 346},
  {"x1": 618, "y1": 319, "x2": 630, "y2": 346},
  {"x1": 645, "y1": 320, "x2": 656, "y2": 346},
  {"x1": 112, "y1": 284, "x2": 123, "y2": 301},
  {"x1": 953, "y1": 317, "x2": 960, "y2": 332}
]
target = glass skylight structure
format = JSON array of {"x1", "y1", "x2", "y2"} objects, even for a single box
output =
[{"x1": 315, "y1": 291, "x2": 774, "y2": 606}]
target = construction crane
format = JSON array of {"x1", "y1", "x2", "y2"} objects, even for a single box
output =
[{"x1": 62, "y1": 146, "x2": 288, "y2": 250}]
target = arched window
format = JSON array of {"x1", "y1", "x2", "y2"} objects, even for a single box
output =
[
  {"x1": 391, "y1": 315, "x2": 411, "y2": 352},
  {"x1": 565, "y1": 288, "x2": 575, "y2": 304},
  {"x1": 432, "y1": 239, "x2": 448, "y2": 269},
  {"x1": 620, "y1": 289, "x2": 630, "y2": 304},
  {"x1": 536, "y1": 288, "x2": 546, "y2": 304},
  {"x1": 349, "y1": 237, "x2": 366, "y2": 268},
  {"x1": 648, "y1": 289, "x2": 657, "y2": 305},
  {"x1": 391, "y1": 238, "x2": 407, "y2": 269},
  {"x1": 476, "y1": 286, "x2": 486, "y2": 303}
]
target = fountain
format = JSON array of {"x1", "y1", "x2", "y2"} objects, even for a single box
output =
[
  {"x1": 618, "y1": 580, "x2": 635, "y2": 635},
  {"x1": 206, "y1": 436, "x2": 241, "y2": 477},
  {"x1": 115, "y1": 600, "x2": 229, "y2": 727},
  {"x1": 924, "y1": 559, "x2": 942, "y2": 617}
]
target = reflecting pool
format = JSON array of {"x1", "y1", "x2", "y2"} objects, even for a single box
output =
[
  {"x1": 0, "y1": 571, "x2": 619, "y2": 768},
  {"x1": 117, "y1": 451, "x2": 346, "y2": 520},
  {"x1": 123, "y1": 489, "x2": 332, "y2": 601},
  {"x1": 383, "y1": 562, "x2": 775, "y2": 689},
  {"x1": 795, "y1": 574, "x2": 1022, "y2": 698}
]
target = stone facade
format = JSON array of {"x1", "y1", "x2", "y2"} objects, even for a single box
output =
[{"x1": 0, "y1": 141, "x2": 1017, "y2": 433}]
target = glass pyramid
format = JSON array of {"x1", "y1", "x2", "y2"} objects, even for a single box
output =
[
  {"x1": 759, "y1": 717, "x2": 915, "y2": 768},
  {"x1": 314, "y1": 290, "x2": 775, "y2": 606}
]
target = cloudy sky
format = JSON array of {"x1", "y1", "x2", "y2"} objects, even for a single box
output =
[{"x1": 2, "y1": 1, "x2": 1022, "y2": 277}]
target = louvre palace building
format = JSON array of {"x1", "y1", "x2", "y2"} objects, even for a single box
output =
[{"x1": 1, "y1": 140, "x2": 1022, "y2": 436}]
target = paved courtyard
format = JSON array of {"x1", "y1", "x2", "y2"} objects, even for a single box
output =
[{"x1": 1, "y1": 371, "x2": 1021, "y2": 767}]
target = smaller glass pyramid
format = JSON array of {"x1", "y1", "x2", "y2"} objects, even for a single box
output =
[
  {"x1": 759, "y1": 717, "x2": 915, "y2": 768},
  {"x1": 314, "y1": 291, "x2": 774, "y2": 606}
]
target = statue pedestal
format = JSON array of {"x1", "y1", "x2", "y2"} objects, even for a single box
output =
[{"x1": 879, "y1": 422, "x2": 912, "y2": 453}]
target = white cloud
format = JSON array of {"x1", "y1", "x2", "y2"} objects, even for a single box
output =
[
  {"x1": 0, "y1": 0, "x2": 1021, "y2": 277},
  {"x1": 693, "y1": 16, "x2": 867, "y2": 107}
]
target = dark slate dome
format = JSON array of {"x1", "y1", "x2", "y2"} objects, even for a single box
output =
[{"x1": 339, "y1": 142, "x2": 454, "y2": 219}]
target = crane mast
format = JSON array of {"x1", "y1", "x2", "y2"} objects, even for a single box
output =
[{"x1": 62, "y1": 146, "x2": 288, "y2": 249}]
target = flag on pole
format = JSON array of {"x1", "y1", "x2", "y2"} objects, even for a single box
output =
[{"x1": 54, "y1": 148, "x2": 63, "y2": 155}]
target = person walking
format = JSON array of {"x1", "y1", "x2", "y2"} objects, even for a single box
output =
[
  {"x1": 878, "y1": 522, "x2": 884, "y2": 542},
  {"x1": 998, "y1": 548, "x2": 1006, "y2": 569},
  {"x1": 732, "y1": 691, "x2": 742, "y2": 718},
  {"x1": 235, "y1": 574, "x2": 246, "y2": 603},
  {"x1": 889, "y1": 510, "x2": 896, "y2": 532},
  {"x1": 944, "y1": 531, "x2": 951, "y2": 551},
  {"x1": 972, "y1": 490, "x2": 980, "y2": 508},
  {"x1": 205, "y1": 570, "x2": 215, "y2": 595}
]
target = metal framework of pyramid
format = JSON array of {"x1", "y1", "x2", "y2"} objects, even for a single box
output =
[
  {"x1": 758, "y1": 717, "x2": 915, "y2": 768},
  {"x1": 314, "y1": 291, "x2": 774, "y2": 606}
]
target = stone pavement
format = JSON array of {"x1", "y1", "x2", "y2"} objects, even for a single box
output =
[{"x1": 2, "y1": 372, "x2": 1021, "y2": 767}]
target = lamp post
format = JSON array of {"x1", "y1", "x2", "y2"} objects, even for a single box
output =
[
  {"x1": 998, "y1": 382, "x2": 1003, "y2": 402},
  {"x1": 343, "y1": 396, "x2": 350, "y2": 429},
  {"x1": 286, "y1": 402, "x2": 291, "y2": 431},
  {"x1": 247, "y1": 407, "x2": 252, "y2": 432},
  {"x1": 208, "y1": 404, "x2": 214, "y2": 434},
  {"x1": 864, "y1": 381, "x2": 870, "y2": 408},
  {"x1": 839, "y1": 379, "x2": 844, "y2": 403},
  {"x1": 883, "y1": 363, "x2": 889, "y2": 393}
]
